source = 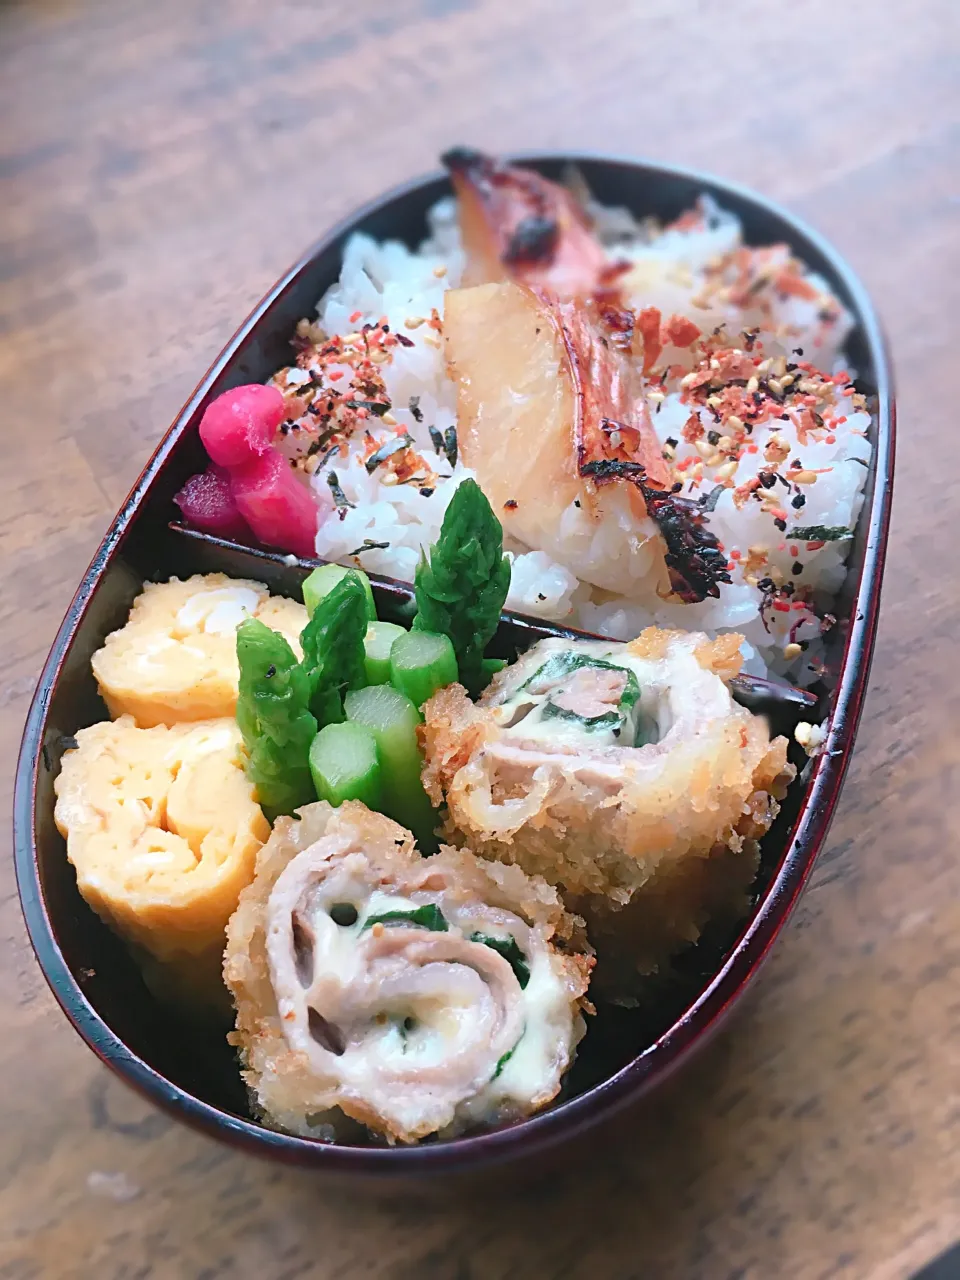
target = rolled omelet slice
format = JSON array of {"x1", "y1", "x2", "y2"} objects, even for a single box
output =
[
  {"x1": 421, "y1": 627, "x2": 795, "y2": 991},
  {"x1": 91, "y1": 573, "x2": 308, "y2": 727},
  {"x1": 54, "y1": 715, "x2": 269, "y2": 1010},
  {"x1": 224, "y1": 802, "x2": 593, "y2": 1144}
]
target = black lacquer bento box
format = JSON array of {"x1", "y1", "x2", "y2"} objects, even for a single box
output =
[{"x1": 13, "y1": 154, "x2": 894, "y2": 1176}]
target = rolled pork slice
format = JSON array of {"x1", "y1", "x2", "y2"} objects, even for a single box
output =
[
  {"x1": 224, "y1": 802, "x2": 592, "y2": 1144},
  {"x1": 421, "y1": 627, "x2": 795, "y2": 989}
]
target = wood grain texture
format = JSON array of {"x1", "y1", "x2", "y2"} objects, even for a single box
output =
[{"x1": 1, "y1": 0, "x2": 958, "y2": 1276}]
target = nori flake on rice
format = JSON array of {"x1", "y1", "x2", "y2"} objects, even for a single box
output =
[
  {"x1": 365, "y1": 434, "x2": 413, "y2": 473},
  {"x1": 346, "y1": 399, "x2": 391, "y2": 417},
  {"x1": 787, "y1": 525, "x2": 853, "y2": 542},
  {"x1": 443, "y1": 426, "x2": 458, "y2": 468},
  {"x1": 327, "y1": 471, "x2": 356, "y2": 515},
  {"x1": 698, "y1": 484, "x2": 726, "y2": 513},
  {"x1": 348, "y1": 539, "x2": 391, "y2": 556},
  {"x1": 428, "y1": 425, "x2": 458, "y2": 468}
]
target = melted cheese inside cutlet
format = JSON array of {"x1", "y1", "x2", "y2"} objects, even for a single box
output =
[
  {"x1": 226, "y1": 804, "x2": 590, "y2": 1145},
  {"x1": 489, "y1": 635, "x2": 732, "y2": 754},
  {"x1": 267, "y1": 849, "x2": 581, "y2": 1139}
]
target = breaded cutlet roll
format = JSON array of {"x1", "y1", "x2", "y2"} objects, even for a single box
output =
[
  {"x1": 224, "y1": 802, "x2": 592, "y2": 1144},
  {"x1": 91, "y1": 573, "x2": 308, "y2": 728},
  {"x1": 54, "y1": 716, "x2": 269, "y2": 1011},
  {"x1": 421, "y1": 628, "x2": 794, "y2": 989}
]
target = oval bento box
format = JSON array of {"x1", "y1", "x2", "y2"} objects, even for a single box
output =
[{"x1": 13, "y1": 153, "x2": 894, "y2": 1176}]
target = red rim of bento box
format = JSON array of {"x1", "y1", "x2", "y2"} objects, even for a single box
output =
[{"x1": 13, "y1": 152, "x2": 894, "y2": 1175}]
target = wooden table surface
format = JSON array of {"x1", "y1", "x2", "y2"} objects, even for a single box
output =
[{"x1": 2, "y1": 1, "x2": 958, "y2": 1276}]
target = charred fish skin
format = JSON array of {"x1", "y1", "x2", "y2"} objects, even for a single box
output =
[
  {"x1": 440, "y1": 147, "x2": 607, "y2": 296},
  {"x1": 224, "y1": 801, "x2": 592, "y2": 1145},
  {"x1": 635, "y1": 476, "x2": 733, "y2": 603},
  {"x1": 544, "y1": 290, "x2": 672, "y2": 493},
  {"x1": 502, "y1": 215, "x2": 561, "y2": 268},
  {"x1": 442, "y1": 154, "x2": 734, "y2": 606},
  {"x1": 445, "y1": 279, "x2": 729, "y2": 607},
  {"x1": 440, "y1": 146, "x2": 492, "y2": 177},
  {"x1": 550, "y1": 298, "x2": 730, "y2": 604},
  {"x1": 445, "y1": 281, "x2": 672, "y2": 601}
]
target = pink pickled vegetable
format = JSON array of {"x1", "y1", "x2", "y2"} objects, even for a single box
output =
[
  {"x1": 173, "y1": 465, "x2": 252, "y2": 541},
  {"x1": 231, "y1": 451, "x2": 319, "y2": 559},
  {"x1": 179, "y1": 382, "x2": 325, "y2": 559},
  {"x1": 199, "y1": 384, "x2": 284, "y2": 467}
]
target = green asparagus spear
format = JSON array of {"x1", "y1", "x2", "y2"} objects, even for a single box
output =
[
  {"x1": 302, "y1": 563, "x2": 377, "y2": 621},
  {"x1": 235, "y1": 618, "x2": 318, "y2": 820},
  {"x1": 389, "y1": 629, "x2": 458, "y2": 708},
  {"x1": 412, "y1": 478, "x2": 511, "y2": 697},
  {"x1": 344, "y1": 684, "x2": 438, "y2": 850},
  {"x1": 299, "y1": 572, "x2": 369, "y2": 726},
  {"x1": 309, "y1": 721, "x2": 382, "y2": 809},
  {"x1": 364, "y1": 621, "x2": 406, "y2": 685}
]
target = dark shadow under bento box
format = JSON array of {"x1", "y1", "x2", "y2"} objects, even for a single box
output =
[{"x1": 13, "y1": 153, "x2": 894, "y2": 1178}]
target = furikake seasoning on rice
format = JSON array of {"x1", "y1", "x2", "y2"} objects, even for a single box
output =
[{"x1": 176, "y1": 147, "x2": 871, "y2": 687}]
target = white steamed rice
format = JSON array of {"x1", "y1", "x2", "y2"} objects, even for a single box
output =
[{"x1": 302, "y1": 195, "x2": 870, "y2": 683}]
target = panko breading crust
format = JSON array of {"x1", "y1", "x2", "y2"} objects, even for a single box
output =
[
  {"x1": 421, "y1": 627, "x2": 794, "y2": 989},
  {"x1": 223, "y1": 801, "x2": 592, "y2": 1143}
]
